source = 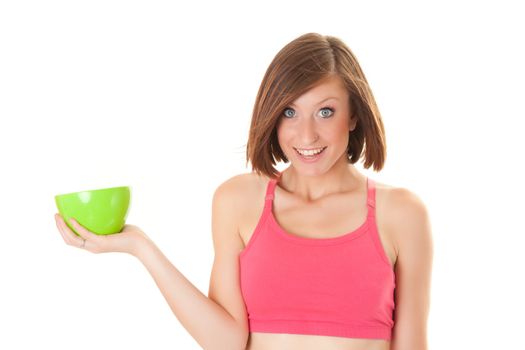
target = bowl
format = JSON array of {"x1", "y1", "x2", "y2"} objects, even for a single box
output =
[{"x1": 55, "y1": 186, "x2": 131, "y2": 236}]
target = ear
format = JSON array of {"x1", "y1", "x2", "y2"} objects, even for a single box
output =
[{"x1": 348, "y1": 114, "x2": 357, "y2": 131}]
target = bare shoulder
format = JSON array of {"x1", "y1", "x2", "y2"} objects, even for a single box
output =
[
  {"x1": 213, "y1": 172, "x2": 267, "y2": 222},
  {"x1": 387, "y1": 185, "x2": 431, "y2": 226},
  {"x1": 377, "y1": 182, "x2": 433, "y2": 253},
  {"x1": 214, "y1": 172, "x2": 266, "y2": 199}
]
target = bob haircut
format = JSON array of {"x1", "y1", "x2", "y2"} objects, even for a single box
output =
[{"x1": 245, "y1": 32, "x2": 386, "y2": 179}]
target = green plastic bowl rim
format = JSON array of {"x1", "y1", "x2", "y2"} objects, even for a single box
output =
[{"x1": 55, "y1": 186, "x2": 131, "y2": 198}]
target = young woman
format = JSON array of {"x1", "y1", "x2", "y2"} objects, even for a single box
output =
[{"x1": 55, "y1": 32, "x2": 433, "y2": 350}]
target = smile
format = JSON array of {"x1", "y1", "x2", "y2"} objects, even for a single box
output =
[{"x1": 294, "y1": 147, "x2": 326, "y2": 156}]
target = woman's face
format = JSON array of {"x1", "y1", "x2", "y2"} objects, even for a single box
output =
[{"x1": 276, "y1": 75, "x2": 357, "y2": 175}]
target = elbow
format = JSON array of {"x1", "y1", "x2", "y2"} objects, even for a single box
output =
[
  {"x1": 205, "y1": 324, "x2": 248, "y2": 350},
  {"x1": 231, "y1": 325, "x2": 249, "y2": 350}
]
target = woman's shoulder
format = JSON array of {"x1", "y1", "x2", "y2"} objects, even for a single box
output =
[
  {"x1": 214, "y1": 172, "x2": 268, "y2": 202},
  {"x1": 378, "y1": 181, "x2": 427, "y2": 212},
  {"x1": 375, "y1": 180, "x2": 431, "y2": 237},
  {"x1": 372, "y1": 179, "x2": 431, "y2": 261},
  {"x1": 372, "y1": 178, "x2": 424, "y2": 203}
]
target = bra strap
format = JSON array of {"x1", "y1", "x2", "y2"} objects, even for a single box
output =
[
  {"x1": 366, "y1": 177, "x2": 376, "y2": 217},
  {"x1": 265, "y1": 171, "x2": 281, "y2": 202},
  {"x1": 265, "y1": 179, "x2": 277, "y2": 201}
]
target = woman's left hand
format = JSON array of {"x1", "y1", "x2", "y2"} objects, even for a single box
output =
[{"x1": 55, "y1": 213, "x2": 151, "y2": 256}]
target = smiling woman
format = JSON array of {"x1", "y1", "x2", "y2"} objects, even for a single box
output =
[
  {"x1": 240, "y1": 32, "x2": 432, "y2": 350},
  {"x1": 54, "y1": 32, "x2": 433, "y2": 350}
]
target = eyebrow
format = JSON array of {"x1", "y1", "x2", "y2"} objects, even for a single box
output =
[{"x1": 289, "y1": 97, "x2": 339, "y2": 107}]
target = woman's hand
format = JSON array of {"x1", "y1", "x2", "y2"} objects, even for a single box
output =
[{"x1": 54, "y1": 213, "x2": 151, "y2": 257}]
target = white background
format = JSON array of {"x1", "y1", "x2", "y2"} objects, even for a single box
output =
[{"x1": 1, "y1": 1, "x2": 523, "y2": 349}]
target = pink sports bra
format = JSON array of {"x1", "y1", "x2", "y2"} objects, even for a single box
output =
[{"x1": 239, "y1": 174, "x2": 396, "y2": 340}]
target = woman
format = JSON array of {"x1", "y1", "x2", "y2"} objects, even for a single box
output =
[{"x1": 55, "y1": 32, "x2": 433, "y2": 350}]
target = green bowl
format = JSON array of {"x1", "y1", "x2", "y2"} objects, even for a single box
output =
[{"x1": 55, "y1": 186, "x2": 131, "y2": 236}]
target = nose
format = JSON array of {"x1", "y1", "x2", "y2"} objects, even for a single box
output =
[{"x1": 298, "y1": 117, "x2": 319, "y2": 144}]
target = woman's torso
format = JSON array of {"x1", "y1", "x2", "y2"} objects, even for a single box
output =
[{"x1": 236, "y1": 172, "x2": 398, "y2": 350}]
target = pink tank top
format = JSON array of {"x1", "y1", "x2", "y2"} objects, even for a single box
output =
[{"x1": 239, "y1": 174, "x2": 396, "y2": 340}]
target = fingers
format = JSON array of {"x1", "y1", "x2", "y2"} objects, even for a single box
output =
[
  {"x1": 55, "y1": 213, "x2": 82, "y2": 247},
  {"x1": 55, "y1": 213, "x2": 99, "y2": 251},
  {"x1": 69, "y1": 217, "x2": 99, "y2": 241}
]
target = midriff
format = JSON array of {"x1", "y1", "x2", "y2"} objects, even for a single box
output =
[{"x1": 246, "y1": 332, "x2": 390, "y2": 350}]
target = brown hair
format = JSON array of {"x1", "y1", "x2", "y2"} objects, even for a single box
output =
[{"x1": 245, "y1": 32, "x2": 386, "y2": 179}]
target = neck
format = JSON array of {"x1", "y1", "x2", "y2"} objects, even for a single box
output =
[{"x1": 279, "y1": 164, "x2": 362, "y2": 202}]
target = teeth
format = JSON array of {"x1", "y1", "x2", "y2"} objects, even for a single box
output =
[{"x1": 296, "y1": 147, "x2": 324, "y2": 156}]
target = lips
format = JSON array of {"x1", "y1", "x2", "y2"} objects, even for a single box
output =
[
  {"x1": 294, "y1": 147, "x2": 327, "y2": 156},
  {"x1": 294, "y1": 147, "x2": 327, "y2": 163}
]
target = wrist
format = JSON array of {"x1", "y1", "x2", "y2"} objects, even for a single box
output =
[{"x1": 133, "y1": 236, "x2": 157, "y2": 261}]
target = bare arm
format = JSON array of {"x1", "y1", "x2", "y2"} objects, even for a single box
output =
[
  {"x1": 388, "y1": 188, "x2": 434, "y2": 350},
  {"x1": 134, "y1": 176, "x2": 249, "y2": 350},
  {"x1": 136, "y1": 239, "x2": 246, "y2": 350},
  {"x1": 55, "y1": 176, "x2": 249, "y2": 350}
]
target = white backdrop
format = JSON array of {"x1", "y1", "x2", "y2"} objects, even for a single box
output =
[{"x1": 1, "y1": 1, "x2": 523, "y2": 349}]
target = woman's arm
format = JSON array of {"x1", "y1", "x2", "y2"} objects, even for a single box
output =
[
  {"x1": 388, "y1": 188, "x2": 434, "y2": 350},
  {"x1": 135, "y1": 177, "x2": 250, "y2": 350},
  {"x1": 56, "y1": 180, "x2": 249, "y2": 350},
  {"x1": 136, "y1": 239, "x2": 246, "y2": 350}
]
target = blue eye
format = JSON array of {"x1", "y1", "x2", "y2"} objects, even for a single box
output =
[
  {"x1": 319, "y1": 107, "x2": 334, "y2": 118},
  {"x1": 283, "y1": 108, "x2": 295, "y2": 118},
  {"x1": 282, "y1": 107, "x2": 335, "y2": 119}
]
